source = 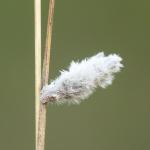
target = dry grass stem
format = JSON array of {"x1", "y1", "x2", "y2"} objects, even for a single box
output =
[
  {"x1": 34, "y1": 0, "x2": 41, "y2": 148},
  {"x1": 36, "y1": 0, "x2": 55, "y2": 150}
]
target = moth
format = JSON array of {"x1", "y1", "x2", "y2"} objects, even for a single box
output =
[{"x1": 40, "y1": 52, "x2": 123, "y2": 105}]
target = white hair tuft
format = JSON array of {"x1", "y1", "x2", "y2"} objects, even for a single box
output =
[{"x1": 40, "y1": 52, "x2": 123, "y2": 105}]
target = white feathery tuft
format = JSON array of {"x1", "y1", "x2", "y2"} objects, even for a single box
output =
[{"x1": 40, "y1": 52, "x2": 123, "y2": 105}]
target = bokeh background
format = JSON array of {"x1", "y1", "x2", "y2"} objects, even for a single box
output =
[{"x1": 0, "y1": 0, "x2": 150, "y2": 149}]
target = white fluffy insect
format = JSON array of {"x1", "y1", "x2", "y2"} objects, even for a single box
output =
[{"x1": 40, "y1": 52, "x2": 123, "y2": 105}]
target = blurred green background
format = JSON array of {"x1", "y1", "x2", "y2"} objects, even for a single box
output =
[{"x1": 0, "y1": 0, "x2": 150, "y2": 149}]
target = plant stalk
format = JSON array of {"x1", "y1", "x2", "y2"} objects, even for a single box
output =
[
  {"x1": 36, "y1": 0, "x2": 55, "y2": 150},
  {"x1": 34, "y1": 0, "x2": 41, "y2": 148}
]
